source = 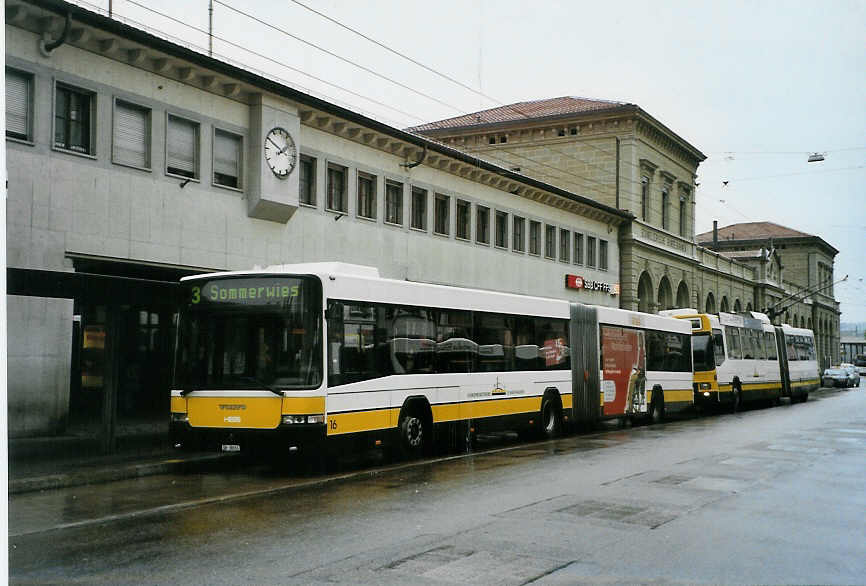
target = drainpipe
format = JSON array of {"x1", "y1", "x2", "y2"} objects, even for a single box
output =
[
  {"x1": 39, "y1": 12, "x2": 71, "y2": 57},
  {"x1": 615, "y1": 137, "x2": 620, "y2": 209}
]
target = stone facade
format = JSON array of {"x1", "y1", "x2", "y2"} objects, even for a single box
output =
[{"x1": 411, "y1": 97, "x2": 765, "y2": 319}]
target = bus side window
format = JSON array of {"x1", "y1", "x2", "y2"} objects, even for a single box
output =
[
  {"x1": 741, "y1": 328, "x2": 755, "y2": 360},
  {"x1": 754, "y1": 330, "x2": 766, "y2": 360},
  {"x1": 726, "y1": 326, "x2": 742, "y2": 360},
  {"x1": 764, "y1": 331, "x2": 777, "y2": 360},
  {"x1": 786, "y1": 336, "x2": 798, "y2": 361}
]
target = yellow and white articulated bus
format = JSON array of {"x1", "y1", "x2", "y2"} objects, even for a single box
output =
[
  {"x1": 662, "y1": 309, "x2": 817, "y2": 410},
  {"x1": 170, "y1": 263, "x2": 692, "y2": 458}
]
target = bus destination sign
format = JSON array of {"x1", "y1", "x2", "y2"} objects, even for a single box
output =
[{"x1": 189, "y1": 278, "x2": 301, "y2": 306}]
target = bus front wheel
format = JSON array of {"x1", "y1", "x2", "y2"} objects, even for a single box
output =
[
  {"x1": 731, "y1": 385, "x2": 742, "y2": 413},
  {"x1": 541, "y1": 397, "x2": 563, "y2": 439}
]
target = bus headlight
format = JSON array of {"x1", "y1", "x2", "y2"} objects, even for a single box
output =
[
  {"x1": 281, "y1": 414, "x2": 325, "y2": 425},
  {"x1": 171, "y1": 412, "x2": 188, "y2": 423},
  {"x1": 699, "y1": 383, "x2": 711, "y2": 390}
]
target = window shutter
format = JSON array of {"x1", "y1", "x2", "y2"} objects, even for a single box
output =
[
  {"x1": 113, "y1": 102, "x2": 148, "y2": 167},
  {"x1": 6, "y1": 70, "x2": 30, "y2": 138},
  {"x1": 214, "y1": 130, "x2": 240, "y2": 180},
  {"x1": 167, "y1": 116, "x2": 197, "y2": 176}
]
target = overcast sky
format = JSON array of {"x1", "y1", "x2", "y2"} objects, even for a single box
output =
[{"x1": 83, "y1": 0, "x2": 866, "y2": 322}]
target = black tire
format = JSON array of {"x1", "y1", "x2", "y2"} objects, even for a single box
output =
[
  {"x1": 398, "y1": 410, "x2": 428, "y2": 458},
  {"x1": 649, "y1": 392, "x2": 665, "y2": 424},
  {"x1": 731, "y1": 385, "x2": 742, "y2": 413},
  {"x1": 541, "y1": 397, "x2": 563, "y2": 439}
]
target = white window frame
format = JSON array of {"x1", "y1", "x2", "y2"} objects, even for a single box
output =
[
  {"x1": 434, "y1": 193, "x2": 450, "y2": 236},
  {"x1": 165, "y1": 113, "x2": 200, "y2": 180},
  {"x1": 356, "y1": 170, "x2": 377, "y2": 220},
  {"x1": 212, "y1": 127, "x2": 243, "y2": 190}
]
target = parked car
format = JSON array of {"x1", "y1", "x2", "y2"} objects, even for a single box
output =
[
  {"x1": 822, "y1": 368, "x2": 850, "y2": 388},
  {"x1": 854, "y1": 355, "x2": 866, "y2": 376},
  {"x1": 841, "y1": 365, "x2": 860, "y2": 387}
]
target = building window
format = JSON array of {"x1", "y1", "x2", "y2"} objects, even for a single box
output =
[
  {"x1": 599, "y1": 240, "x2": 608, "y2": 270},
  {"x1": 166, "y1": 114, "x2": 199, "y2": 179},
  {"x1": 112, "y1": 100, "x2": 150, "y2": 169},
  {"x1": 411, "y1": 186, "x2": 427, "y2": 230},
  {"x1": 213, "y1": 129, "x2": 242, "y2": 189},
  {"x1": 544, "y1": 224, "x2": 556, "y2": 259},
  {"x1": 488, "y1": 136, "x2": 496, "y2": 145},
  {"x1": 357, "y1": 172, "x2": 376, "y2": 219},
  {"x1": 299, "y1": 155, "x2": 316, "y2": 205},
  {"x1": 661, "y1": 187, "x2": 669, "y2": 230},
  {"x1": 6, "y1": 68, "x2": 33, "y2": 141},
  {"x1": 529, "y1": 220, "x2": 540, "y2": 255},
  {"x1": 434, "y1": 193, "x2": 449, "y2": 235},
  {"x1": 326, "y1": 163, "x2": 347, "y2": 212},
  {"x1": 55, "y1": 83, "x2": 94, "y2": 154},
  {"x1": 476, "y1": 205, "x2": 490, "y2": 244},
  {"x1": 587, "y1": 236, "x2": 597, "y2": 268},
  {"x1": 513, "y1": 216, "x2": 525, "y2": 252},
  {"x1": 679, "y1": 192, "x2": 688, "y2": 237},
  {"x1": 495, "y1": 211, "x2": 508, "y2": 248},
  {"x1": 559, "y1": 229, "x2": 570, "y2": 262},
  {"x1": 574, "y1": 232, "x2": 584, "y2": 265},
  {"x1": 641, "y1": 176, "x2": 649, "y2": 221},
  {"x1": 385, "y1": 180, "x2": 403, "y2": 225},
  {"x1": 456, "y1": 199, "x2": 470, "y2": 239}
]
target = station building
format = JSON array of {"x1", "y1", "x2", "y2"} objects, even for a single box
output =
[
  {"x1": 5, "y1": 0, "x2": 629, "y2": 445},
  {"x1": 411, "y1": 99, "x2": 842, "y2": 368}
]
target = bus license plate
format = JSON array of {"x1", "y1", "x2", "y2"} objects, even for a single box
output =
[{"x1": 221, "y1": 444, "x2": 241, "y2": 453}]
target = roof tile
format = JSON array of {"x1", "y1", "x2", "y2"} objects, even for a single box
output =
[{"x1": 407, "y1": 96, "x2": 629, "y2": 132}]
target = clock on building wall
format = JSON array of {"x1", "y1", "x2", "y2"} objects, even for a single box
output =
[{"x1": 263, "y1": 127, "x2": 297, "y2": 179}]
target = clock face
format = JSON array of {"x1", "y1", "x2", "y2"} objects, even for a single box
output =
[{"x1": 263, "y1": 127, "x2": 297, "y2": 179}]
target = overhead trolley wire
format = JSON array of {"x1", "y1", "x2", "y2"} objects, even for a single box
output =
[
  {"x1": 213, "y1": 0, "x2": 469, "y2": 116},
  {"x1": 124, "y1": 0, "x2": 428, "y2": 126}
]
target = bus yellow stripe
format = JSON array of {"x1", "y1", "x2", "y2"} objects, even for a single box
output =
[
  {"x1": 327, "y1": 393, "x2": 569, "y2": 436},
  {"x1": 327, "y1": 408, "x2": 399, "y2": 436},
  {"x1": 281, "y1": 396, "x2": 325, "y2": 415},
  {"x1": 647, "y1": 389, "x2": 693, "y2": 404}
]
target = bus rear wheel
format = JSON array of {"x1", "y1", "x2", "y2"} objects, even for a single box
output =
[
  {"x1": 399, "y1": 411, "x2": 427, "y2": 457},
  {"x1": 649, "y1": 393, "x2": 665, "y2": 424}
]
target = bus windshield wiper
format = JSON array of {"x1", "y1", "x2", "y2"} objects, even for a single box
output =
[
  {"x1": 238, "y1": 376, "x2": 284, "y2": 397},
  {"x1": 179, "y1": 387, "x2": 196, "y2": 397}
]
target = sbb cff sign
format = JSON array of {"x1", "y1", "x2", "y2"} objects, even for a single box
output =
[{"x1": 565, "y1": 274, "x2": 619, "y2": 296}]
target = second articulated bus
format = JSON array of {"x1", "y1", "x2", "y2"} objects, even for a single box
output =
[
  {"x1": 662, "y1": 309, "x2": 817, "y2": 410},
  {"x1": 170, "y1": 263, "x2": 693, "y2": 458}
]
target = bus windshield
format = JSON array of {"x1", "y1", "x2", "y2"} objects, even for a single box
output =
[
  {"x1": 691, "y1": 333, "x2": 715, "y2": 372},
  {"x1": 174, "y1": 276, "x2": 323, "y2": 390},
  {"x1": 691, "y1": 329, "x2": 725, "y2": 372}
]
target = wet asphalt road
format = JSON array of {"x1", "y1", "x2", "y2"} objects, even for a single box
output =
[{"x1": 9, "y1": 384, "x2": 866, "y2": 585}]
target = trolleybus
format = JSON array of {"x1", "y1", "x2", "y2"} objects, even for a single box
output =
[
  {"x1": 662, "y1": 309, "x2": 817, "y2": 409},
  {"x1": 170, "y1": 263, "x2": 693, "y2": 457}
]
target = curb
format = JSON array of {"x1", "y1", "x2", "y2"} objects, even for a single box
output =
[{"x1": 9, "y1": 453, "x2": 228, "y2": 495}]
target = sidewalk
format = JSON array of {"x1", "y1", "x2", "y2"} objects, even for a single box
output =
[{"x1": 8, "y1": 433, "x2": 226, "y2": 495}]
